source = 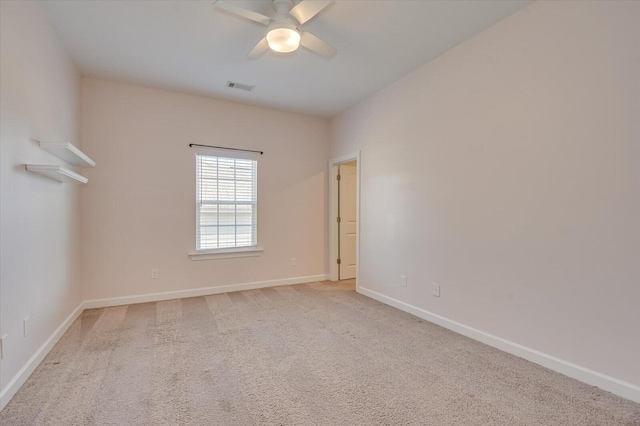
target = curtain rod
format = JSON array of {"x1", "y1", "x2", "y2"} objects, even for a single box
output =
[{"x1": 188, "y1": 143, "x2": 263, "y2": 155}]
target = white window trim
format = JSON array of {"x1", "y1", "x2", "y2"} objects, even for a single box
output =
[{"x1": 189, "y1": 246, "x2": 264, "y2": 261}]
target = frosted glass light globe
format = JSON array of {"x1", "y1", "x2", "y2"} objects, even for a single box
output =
[{"x1": 266, "y1": 27, "x2": 301, "y2": 53}]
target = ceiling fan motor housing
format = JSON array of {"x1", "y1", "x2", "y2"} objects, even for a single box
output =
[
  {"x1": 272, "y1": 0, "x2": 296, "y2": 16},
  {"x1": 271, "y1": 0, "x2": 301, "y2": 30}
]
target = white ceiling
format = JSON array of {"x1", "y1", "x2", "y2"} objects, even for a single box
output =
[{"x1": 41, "y1": 0, "x2": 532, "y2": 118}]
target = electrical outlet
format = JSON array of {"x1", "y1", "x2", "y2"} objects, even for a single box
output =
[
  {"x1": 291, "y1": 258, "x2": 296, "y2": 267},
  {"x1": 151, "y1": 268, "x2": 158, "y2": 279},
  {"x1": 23, "y1": 317, "x2": 30, "y2": 338},
  {"x1": 433, "y1": 284, "x2": 441, "y2": 297},
  {"x1": 0, "y1": 334, "x2": 7, "y2": 359},
  {"x1": 400, "y1": 275, "x2": 407, "y2": 287}
]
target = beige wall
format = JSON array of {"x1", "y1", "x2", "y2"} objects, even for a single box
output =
[
  {"x1": 0, "y1": 1, "x2": 83, "y2": 393},
  {"x1": 331, "y1": 1, "x2": 640, "y2": 387},
  {"x1": 81, "y1": 79, "x2": 330, "y2": 300}
]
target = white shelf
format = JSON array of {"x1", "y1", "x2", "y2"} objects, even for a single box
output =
[
  {"x1": 38, "y1": 141, "x2": 96, "y2": 167},
  {"x1": 26, "y1": 165, "x2": 88, "y2": 184}
]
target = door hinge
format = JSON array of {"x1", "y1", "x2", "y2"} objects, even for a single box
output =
[
  {"x1": 337, "y1": 259, "x2": 341, "y2": 265},
  {"x1": 337, "y1": 174, "x2": 341, "y2": 181},
  {"x1": 337, "y1": 217, "x2": 341, "y2": 223}
]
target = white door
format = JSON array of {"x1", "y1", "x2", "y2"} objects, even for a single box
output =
[{"x1": 339, "y1": 163, "x2": 357, "y2": 279}]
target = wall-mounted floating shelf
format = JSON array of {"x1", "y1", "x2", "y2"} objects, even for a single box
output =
[
  {"x1": 25, "y1": 165, "x2": 88, "y2": 184},
  {"x1": 38, "y1": 141, "x2": 96, "y2": 167}
]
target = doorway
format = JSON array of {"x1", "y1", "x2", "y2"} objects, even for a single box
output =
[{"x1": 329, "y1": 151, "x2": 360, "y2": 286}]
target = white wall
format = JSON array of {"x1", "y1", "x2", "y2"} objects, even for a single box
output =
[
  {"x1": 81, "y1": 79, "x2": 329, "y2": 301},
  {"x1": 0, "y1": 0, "x2": 83, "y2": 396},
  {"x1": 331, "y1": 0, "x2": 640, "y2": 389}
]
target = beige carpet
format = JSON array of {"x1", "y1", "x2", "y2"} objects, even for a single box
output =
[{"x1": 1, "y1": 280, "x2": 639, "y2": 425}]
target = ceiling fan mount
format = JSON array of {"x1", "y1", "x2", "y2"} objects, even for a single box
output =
[
  {"x1": 272, "y1": 0, "x2": 296, "y2": 16},
  {"x1": 214, "y1": 0, "x2": 336, "y2": 59}
]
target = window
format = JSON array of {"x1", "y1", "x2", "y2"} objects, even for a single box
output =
[{"x1": 195, "y1": 148, "x2": 258, "y2": 252}]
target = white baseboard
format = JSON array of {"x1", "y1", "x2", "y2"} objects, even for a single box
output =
[
  {"x1": 0, "y1": 302, "x2": 85, "y2": 411},
  {"x1": 83, "y1": 274, "x2": 330, "y2": 309},
  {"x1": 357, "y1": 286, "x2": 640, "y2": 403},
  {"x1": 6, "y1": 276, "x2": 634, "y2": 414}
]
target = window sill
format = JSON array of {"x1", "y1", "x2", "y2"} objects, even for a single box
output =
[{"x1": 188, "y1": 247, "x2": 264, "y2": 261}]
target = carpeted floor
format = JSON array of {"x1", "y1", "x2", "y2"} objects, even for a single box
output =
[{"x1": 1, "y1": 280, "x2": 639, "y2": 425}]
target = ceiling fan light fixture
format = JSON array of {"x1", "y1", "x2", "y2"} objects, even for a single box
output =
[{"x1": 266, "y1": 27, "x2": 301, "y2": 53}]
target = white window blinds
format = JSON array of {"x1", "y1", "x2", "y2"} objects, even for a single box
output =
[{"x1": 196, "y1": 150, "x2": 258, "y2": 250}]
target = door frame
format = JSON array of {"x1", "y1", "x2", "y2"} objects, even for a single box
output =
[{"x1": 329, "y1": 151, "x2": 360, "y2": 286}]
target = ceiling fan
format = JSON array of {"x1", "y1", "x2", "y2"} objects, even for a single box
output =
[{"x1": 214, "y1": 0, "x2": 336, "y2": 59}]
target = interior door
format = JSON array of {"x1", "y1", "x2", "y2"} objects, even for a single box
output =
[{"x1": 339, "y1": 163, "x2": 357, "y2": 280}]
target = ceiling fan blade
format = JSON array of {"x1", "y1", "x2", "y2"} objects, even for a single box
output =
[
  {"x1": 248, "y1": 37, "x2": 269, "y2": 59},
  {"x1": 213, "y1": 1, "x2": 272, "y2": 26},
  {"x1": 300, "y1": 31, "x2": 336, "y2": 59},
  {"x1": 289, "y1": 0, "x2": 333, "y2": 25}
]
